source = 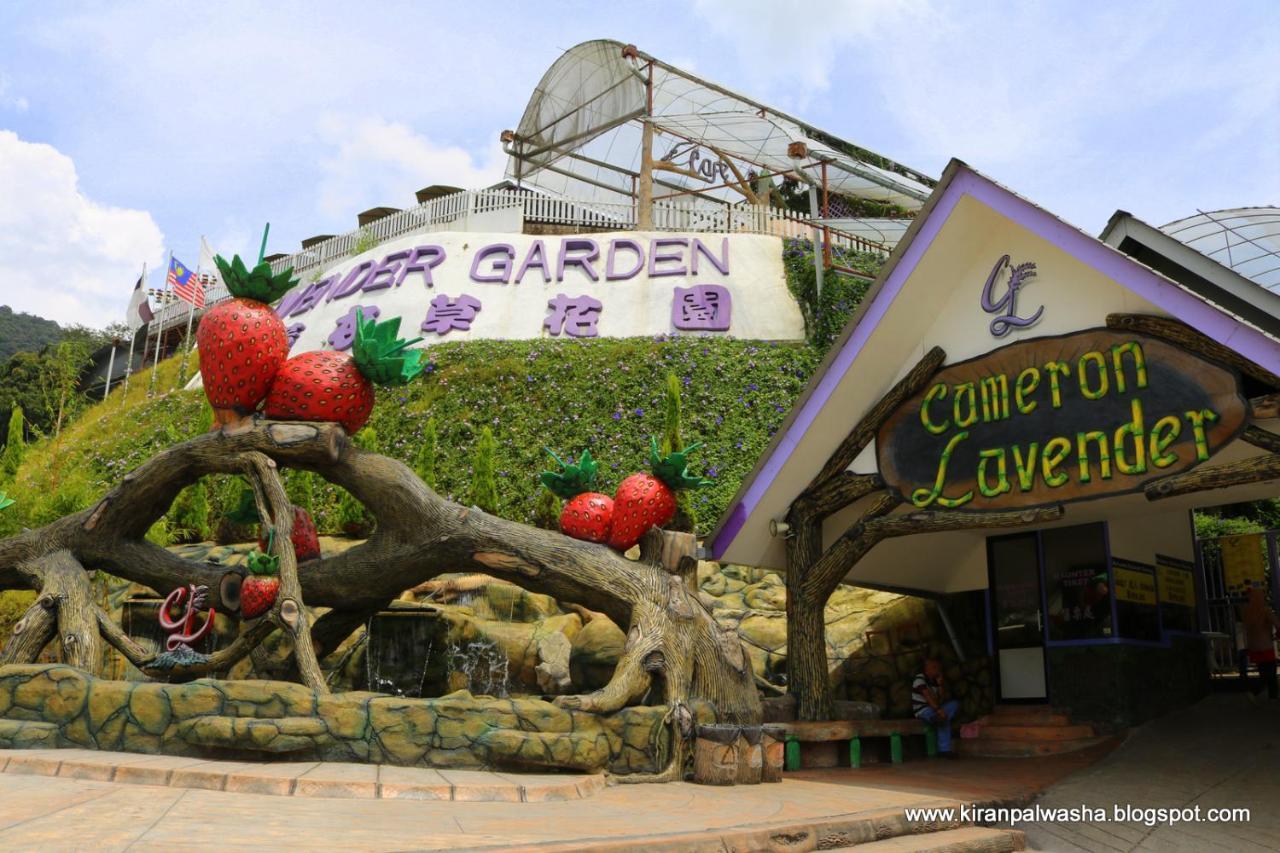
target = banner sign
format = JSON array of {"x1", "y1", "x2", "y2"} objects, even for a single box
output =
[
  {"x1": 1113, "y1": 559, "x2": 1158, "y2": 605},
  {"x1": 272, "y1": 231, "x2": 805, "y2": 354},
  {"x1": 1155, "y1": 555, "x2": 1196, "y2": 608},
  {"x1": 877, "y1": 328, "x2": 1247, "y2": 511},
  {"x1": 1219, "y1": 533, "x2": 1267, "y2": 599}
]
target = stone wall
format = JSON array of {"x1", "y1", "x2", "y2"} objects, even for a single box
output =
[{"x1": 0, "y1": 664, "x2": 687, "y2": 775}]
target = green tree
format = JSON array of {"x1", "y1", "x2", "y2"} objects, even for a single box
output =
[
  {"x1": 661, "y1": 373, "x2": 697, "y2": 533},
  {"x1": 533, "y1": 488, "x2": 561, "y2": 531},
  {"x1": 37, "y1": 333, "x2": 97, "y2": 436},
  {"x1": 0, "y1": 406, "x2": 25, "y2": 480},
  {"x1": 169, "y1": 480, "x2": 211, "y2": 543},
  {"x1": 471, "y1": 426, "x2": 499, "y2": 515},
  {"x1": 414, "y1": 418, "x2": 438, "y2": 489}
]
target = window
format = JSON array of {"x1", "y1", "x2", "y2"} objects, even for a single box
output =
[{"x1": 1042, "y1": 523, "x2": 1112, "y2": 641}]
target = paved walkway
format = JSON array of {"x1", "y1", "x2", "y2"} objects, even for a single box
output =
[
  {"x1": 0, "y1": 749, "x2": 602, "y2": 802},
  {"x1": 1011, "y1": 694, "x2": 1280, "y2": 852},
  {"x1": 0, "y1": 744, "x2": 1114, "y2": 851}
]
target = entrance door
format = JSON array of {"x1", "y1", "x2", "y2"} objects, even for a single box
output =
[{"x1": 988, "y1": 533, "x2": 1048, "y2": 701}]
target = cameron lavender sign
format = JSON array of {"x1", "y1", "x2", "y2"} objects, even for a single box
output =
[{"x1": 273, "y1": 231, "x2": 804, "y2": 353}]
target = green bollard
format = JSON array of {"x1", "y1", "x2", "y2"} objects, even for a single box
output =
[
  {"x1": 849, "y1": 736, "x2": 862, "y2": 769},
  {"x1": 890, "y1": 731, "x2": 903, "y2": 764},
  {"x1": 925, "y1": 725, "x2": 938, "y2": 757},
  {"x1": 785, "y1": 736, "x2": 801, "y2": 771}
]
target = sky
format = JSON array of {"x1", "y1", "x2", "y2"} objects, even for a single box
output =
[{"x1": 0, "y1": 0, "x2": 1276, "y2": 328}]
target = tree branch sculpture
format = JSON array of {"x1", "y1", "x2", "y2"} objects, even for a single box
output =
[{"x1": 0, "y1": 419, "x2": 761, "y2": 752}]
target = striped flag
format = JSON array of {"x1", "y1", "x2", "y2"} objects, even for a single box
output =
[{"x1": 167, "y1": 255, "x2": 206, "y2": 308}]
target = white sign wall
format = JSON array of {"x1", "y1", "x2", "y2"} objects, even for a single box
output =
[{"x1": 273, "y1": 230, "x2": 805, "y2": 354}]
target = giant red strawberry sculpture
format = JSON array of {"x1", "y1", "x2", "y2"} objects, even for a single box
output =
[
  {"x1": 540, "y1": 449, "x2": 614, "y2": 544},
  {"x1": 196, "y1": 255, "x2": 298, "y2": 426},
  {"x1": 607, "y1": 438, "x2": 711, "y2": 552},
  {"x1": 264, "y1": 309, "x2": 426, "y2": 434}
]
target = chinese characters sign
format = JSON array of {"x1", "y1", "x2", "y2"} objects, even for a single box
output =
[
  {"x1": 272, "y1": 231, "x2": 804, "y2": 354},
  {"x1": 876, "y1": 328, "x2": 1248, "y2": 512}
]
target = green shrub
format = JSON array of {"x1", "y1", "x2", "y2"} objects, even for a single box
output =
[
  {"x1": 169, "y1": 480, "x2": 211, "y2": 543},
  {"x1": 414, "y1": 418, "x2": 438, "y2": 489}
]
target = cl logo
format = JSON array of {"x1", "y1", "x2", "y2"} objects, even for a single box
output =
[{"x1": 980, "y1": 254, "x2": 1042, "y2": 337}]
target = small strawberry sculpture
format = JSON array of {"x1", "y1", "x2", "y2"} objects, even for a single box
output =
[
  {"x1": 540, "y1": 449, "x2": 614, "y2": 544},
  {"x1": 607, "y1": 438, "x2": 711, "y2": 552},
  {"x1": 241, "y1": 546, "x2": 281, "y2": 619},
  {"x1": 264, "y1": 309, "x2": 425, "y2": 434},
  {"x1": 258, "y1": 505, "x2": 321, "y2": 562},
  {"x1": 227, "y1": 489, "x2": 320, "y2": 562},
  {"x1": 196, "y1": 255, "x2": 298, "y2": 426}
]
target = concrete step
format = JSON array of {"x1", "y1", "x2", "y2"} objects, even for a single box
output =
[
  {"x1": 832, "y1": 826, "x2": 1026, "y2": 851},
  {"x1": 977, "y1": 724, "x2": 1095, "y2": 741},
  {"x1": 955, "y1": 735, "x2": 1110, "y2": 758},
  {"x1": 980, "y1": 711, "x2": 1072, "y2": 727}
]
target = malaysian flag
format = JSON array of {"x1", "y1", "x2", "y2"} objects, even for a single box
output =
[{"x1": 167, "y1": 255, "x2": 206, "y2": 308}]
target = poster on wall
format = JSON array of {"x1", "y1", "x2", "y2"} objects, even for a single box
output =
[
  {"x1": 1219, "y1": 533, "x2": 1268, "y2": 600},
  {"x1": 876, "y1": 328, "x2": 1248, "y2": 512},
  {"x1": 1113, "y1": 557, "x2": 1161, "y2": 641},
  {"x1": 1156, "y1": 554, "x2": 1198, "y2": 633},
  {"x1": 271, "y1": 231, "x2": 806, "y2": 354}
]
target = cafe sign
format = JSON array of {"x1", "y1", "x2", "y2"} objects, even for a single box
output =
[{"x1": 876, "y1": 328, "x2": 1248, "y2": 511}]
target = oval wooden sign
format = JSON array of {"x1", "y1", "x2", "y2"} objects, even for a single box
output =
[{"x1": 876, "y1": 329, "x2": 1248, "y2": 512}]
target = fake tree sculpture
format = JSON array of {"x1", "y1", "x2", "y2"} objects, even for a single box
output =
[{"x1": 0, "y1": 260, "x2": 760, "y2": 779}]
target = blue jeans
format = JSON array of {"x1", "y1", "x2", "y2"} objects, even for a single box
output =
[{"x1": 915, "y1": 700, "x2": 960, "y2": 752}]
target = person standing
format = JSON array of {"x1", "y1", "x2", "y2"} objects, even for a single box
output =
[
  {"x1": 1242, "y1": 585, "x2": 1279, "y2": 701},
  {"x1": 913, "y1": 658, "x2": 961, "y2": 756}
]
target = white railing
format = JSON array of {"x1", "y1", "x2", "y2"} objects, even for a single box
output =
[
  {"x1": 150, "y1": 282, "x2": 232, "y2": 337},
  {"x1": 264, "y1": 189, "x2": 890, "y2": 280}
]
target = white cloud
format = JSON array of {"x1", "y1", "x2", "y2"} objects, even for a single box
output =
[
  {"x1": 314, "y1": 116, "x2": 507, "y2": 221},
  {"x1": 0, "y1": 131, "x2": 164, "y2": 327}
]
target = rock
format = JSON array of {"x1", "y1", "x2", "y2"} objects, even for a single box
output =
[{"x1": 535, "y1": 632, "x2": 573, "y2": 694}]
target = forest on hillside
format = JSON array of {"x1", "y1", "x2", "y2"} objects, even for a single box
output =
[{"x1": 0, "y1": 305, "x2": 64, "y2": 362}]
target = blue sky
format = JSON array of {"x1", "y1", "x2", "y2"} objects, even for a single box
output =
[{"x1": 0, "y1": 0, "x2": 1276, "y2": 327}]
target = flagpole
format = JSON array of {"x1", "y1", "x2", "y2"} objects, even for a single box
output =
[
  {"x1": 122, "y1": 262, "x2": 145, "y2": 400},
  {"x1": 149, "y1": 252, "x2": 173, "y2": 398},
  {"x1": 178, "y1": 253, "x2": 201, "y2": 385},
  {"x1": 103, "y1": 344, "x2": 116, "y2": 401}
]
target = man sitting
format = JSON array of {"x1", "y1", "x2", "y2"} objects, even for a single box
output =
[{"x1": 912, "y1": 658, "x2": 960, "y2": 756}]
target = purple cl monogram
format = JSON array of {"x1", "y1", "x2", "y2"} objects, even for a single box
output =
[{"x1": 980, "y1": 255, "x2": 1042, "y2": 337}]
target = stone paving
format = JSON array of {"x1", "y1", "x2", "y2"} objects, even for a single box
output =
[
  {"x1": 0, "y1": 744, "x2": 1117, "y2": 851},
  {"x1": 0, "y1": 748, "x2": 603, "y2": 802},
  {"x1": 1010, "y1": 694, "x2": 1280, "y2": 852}
]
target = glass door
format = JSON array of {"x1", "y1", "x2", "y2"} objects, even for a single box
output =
[{"x1": 988, "y1": 533, "x2": 1048, "y2": 701}]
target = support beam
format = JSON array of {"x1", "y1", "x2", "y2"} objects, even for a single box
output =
[
  {"x1": 1146, "y1": 453, "x2": 1280, "y2": 501},
  {"x1": 795, "y1": 472, "x2": 885, "y2": 520},
  {"x1": 1241, "y1": 425, "x2": 1280, "y2": 456},
  {"x1": 808, "y1": 347, "x2": 946, "y2": 489},
  {"x1": 1106, "y1": 313, "x2": 1280, "y2": 390},
  {"x1": 1251, "y1": 393, "x2": 1280, "y2": 420}
]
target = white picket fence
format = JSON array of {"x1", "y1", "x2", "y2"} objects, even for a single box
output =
[{"x1": 264, "y1": 189, "x2": 889, "y2": 279}]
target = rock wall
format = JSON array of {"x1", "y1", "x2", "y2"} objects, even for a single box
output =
[{"x1": 0, "y1": 664, "x2": 687, "y2": 775}]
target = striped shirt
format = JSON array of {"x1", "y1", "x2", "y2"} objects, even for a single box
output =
[{"x1": 912, "y1": 673, "x2": 941, "y2": 713}]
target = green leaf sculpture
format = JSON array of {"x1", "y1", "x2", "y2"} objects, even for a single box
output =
[
  {"x1": 214, "y1": 254, "x2": 299, "y2": 303},
  {"x1": 540, "y1": 448, "x2": 600, "y2": 499},
  {"x1": 649, "y1": 437, "x2": 713, "y2": 491},
  {"x1": 246, "y1": 548, "x2": 279, "y2": 577},
  {"x1": 0, "y1": 492, "x2": 14, "y2": 511},
  {"x1": 352, "y1": 308, "x2": 427, "y2": 385}
]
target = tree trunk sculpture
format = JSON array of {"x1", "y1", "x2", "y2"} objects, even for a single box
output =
[{"x1": 0, "y1": 420, "x2": 761, "y2": 776}]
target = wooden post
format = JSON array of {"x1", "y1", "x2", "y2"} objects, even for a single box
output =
[
  {"x1": 637, "y1": 61, "x2": 655, "y2": 230},
  {"x1": 693, "y1": 724, "x2": 739, "y2": 785}
]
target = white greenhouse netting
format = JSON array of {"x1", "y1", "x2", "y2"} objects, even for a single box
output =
[
  {"x1": 506, "y1": 39, "x2": 934, "y2": 214},
  {"x1": 1162, "y1": 208, "x2": 1280, "y2": 292}
]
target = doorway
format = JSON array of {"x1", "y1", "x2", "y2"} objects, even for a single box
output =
[{"x1": 988, "y1": 533, "x2": 1048, "y2": 701}]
